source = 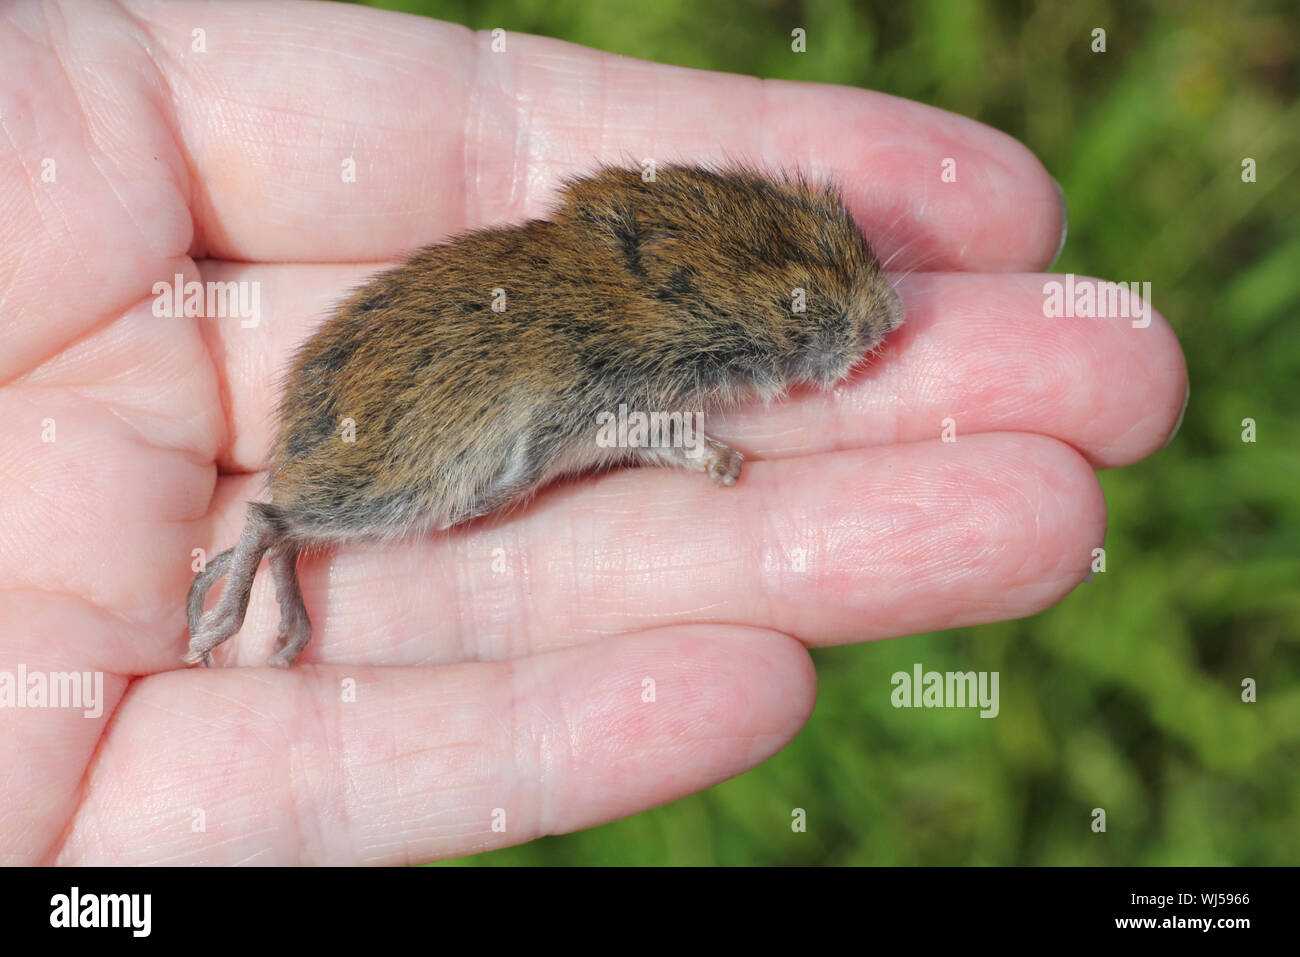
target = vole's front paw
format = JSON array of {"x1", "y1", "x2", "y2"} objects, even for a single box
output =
[{"x1": 706, "y1": 442, "x2": 743, "y2": 487}]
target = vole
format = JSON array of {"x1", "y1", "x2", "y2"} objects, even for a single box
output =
[{"x1": 185, "y1": 163, "x2": 904, "y2": 667}]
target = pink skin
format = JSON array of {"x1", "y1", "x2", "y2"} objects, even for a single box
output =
[{"x1": 0, "y1": 0, "x2": 1187, "y2": 864}]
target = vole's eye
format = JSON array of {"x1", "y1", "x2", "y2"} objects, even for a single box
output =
[{"x1": 819, "y1": 308, "x2": 852, "y2": 341}]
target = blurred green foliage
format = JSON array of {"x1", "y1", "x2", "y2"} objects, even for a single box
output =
[{"x1": 355, "y1": 0, "x2": 1300, "y2": 864}]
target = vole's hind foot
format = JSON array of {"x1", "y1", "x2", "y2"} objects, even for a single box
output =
[
  {"x1": 266, "y1": 546, "x2": 311, "y2": 668},
  {"x1": 183, "y1": 502, "x2": 289, "y2": 668},
  {"x1": 267, "y1": 636, "x2": 309, "y2": 668},
  {"x1": 183, "y1": 608, "x2": 244, "y2": 665},
  {"x1": 267, "y1": 634, "x2": 309, "y2": 668}
]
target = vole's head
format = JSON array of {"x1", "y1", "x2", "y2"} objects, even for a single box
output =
[
  {"x1": 746, "y1": 197, "x2": 905, "y2": 388},
  {"x1": 559, "y1": 163, "x2": 904, "y2": 392}
]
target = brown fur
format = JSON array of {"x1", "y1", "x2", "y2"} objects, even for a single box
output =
[{"x1": 185, "y1": 164, "x2": 904, "y2": 667}]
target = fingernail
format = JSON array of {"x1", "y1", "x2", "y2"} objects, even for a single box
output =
[
  {"x1": 1161, "y1": 380, "x2": 1190, "y2": 450},
  {"x1": 1050, "y1": 178, "x2": 1068, "y2": 269}
]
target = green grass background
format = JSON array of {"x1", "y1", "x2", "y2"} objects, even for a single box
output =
[{"x1": 353, "y1": 0, "x2": 1300, "y2": 864}]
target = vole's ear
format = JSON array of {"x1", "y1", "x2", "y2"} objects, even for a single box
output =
[
  {"x1": 555, "y1": 167, "x2": 684, "y2": 280},
  {"x1": 569, "y1": 195, "x2": 677, "y2": 281},
  {"x1": 573, "y1": 198, "x2": 639, "y2": 251}
]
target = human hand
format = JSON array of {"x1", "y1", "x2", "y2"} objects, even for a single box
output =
[{"x1": 0, "y1": 0, "x2": 1187, "y2": 864}]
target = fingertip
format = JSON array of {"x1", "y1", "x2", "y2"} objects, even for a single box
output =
[
  {"x1": 1049, "y1": 177, "x2": 1069, "y2": 269},
  {"x1": 1019, "y1": 433, "x2": 1108, "y2": 610}
]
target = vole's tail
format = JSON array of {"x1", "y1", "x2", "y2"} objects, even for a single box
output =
[{"x1": 187, "y1": 547, "x2": 233, "y2": 634}]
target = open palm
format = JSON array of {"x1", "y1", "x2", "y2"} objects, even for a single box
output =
[{"x1": 0, "y1": 0, "x2": 1187, "y2": 864}]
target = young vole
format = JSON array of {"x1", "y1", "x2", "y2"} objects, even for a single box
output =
[{"x1": 185, "y1": 164, "x2": 904, "y2": 667}]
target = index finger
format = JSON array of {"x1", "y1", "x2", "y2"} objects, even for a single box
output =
[{"x1": 133, "y1": 0, "x2": 1064, "y2": 269}]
